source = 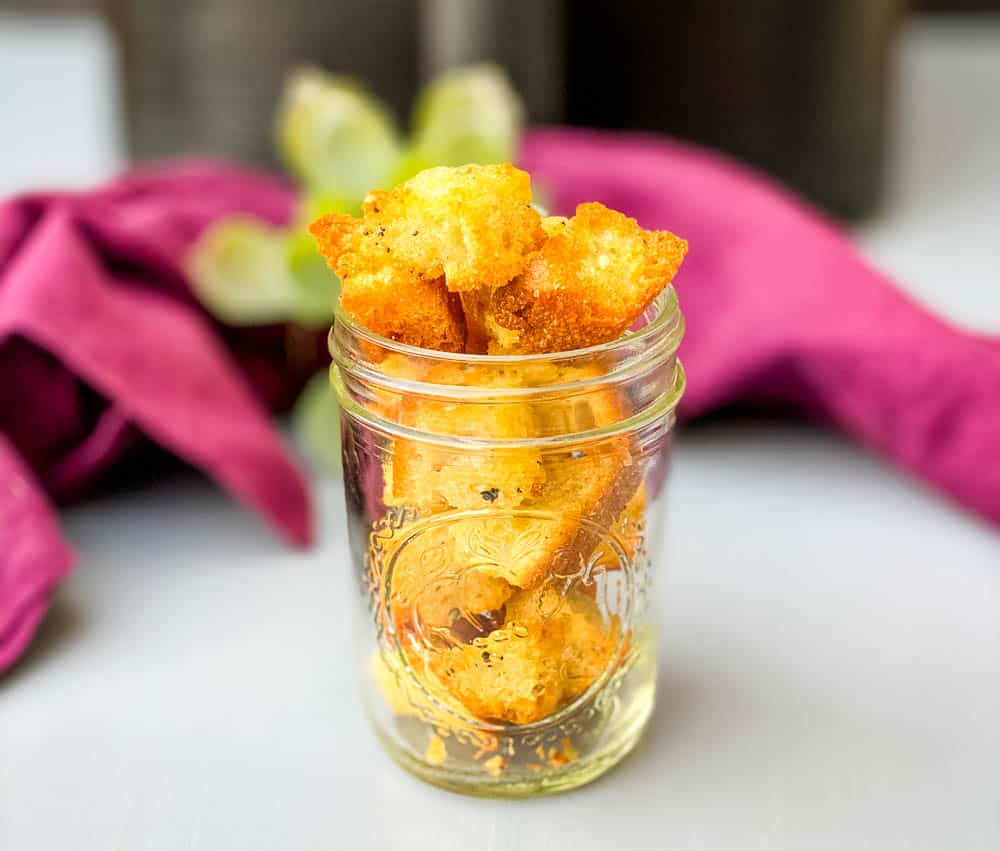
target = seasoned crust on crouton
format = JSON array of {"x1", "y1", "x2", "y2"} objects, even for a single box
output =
[
  {"x1": 360, "y1": 164, "x2": 544, "y2": 292},
  {"x1": 311, "y1": 176, "x2": 687, "y2": 357},
  {"x1": 429, "y1": 617, "x2": 563, "y2": 725},
  {"x1": 381, "y1": 358, "x2": 547, "y2": 513},
  {"x1": 485, "y1": 202, "x2": 687, "y2": 354},
  {"x1": 310, "y1": 212, "x2": 467, "y2": 351},
  {"x1": 450, "y1": 215, "x2": 573, "y2": 353},
  {"x1": 343, "y1": 272, "x2": 467, "y2": 352},
  {"x1": 426, "y1": 586, "x2": 621, "y2": 724},
  {"x1": 387, "y1": 418, "x2": 545, "y2": 514}
]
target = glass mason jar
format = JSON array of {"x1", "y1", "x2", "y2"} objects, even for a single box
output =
[{"x1": 331, "y1": 287, "x2": 685, "y2": 797}]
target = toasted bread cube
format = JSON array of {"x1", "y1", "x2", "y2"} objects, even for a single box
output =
[
  {"x1": 385, "y1": 360, "x2": 547, "y2": 511},
  {"x1": 343, "y1": 272, "x2": 467, "y2": 352},
  {"x1": 361, "y1": 164, "x2": 544, "y2": 292},
  {"x1": 390, "y1": 443, "x2": 545, "y2": 513},
  {"x1": 541, "y1": 215, "x2": 570, "y2": 237},
  {"x1": 550, "y1": 593, "x2": 622, "y2": 701},
  {"x1": 310, "y1": 212, "x2": 468, "y2": 351},
  {"x1": 386, "y1": 437, "x2": 638, "y2": 593},
  {"x1": 430, "y1": 586, "x2": 621, "y2": 724},
  {"x1": 372, "y1": 648, "x2": 494, "y2": 748},
  {"x1": 486, "y1": 202, "x2": 687, "y2": 353},
  {"x1": 506, "y1": 585, "x2": 622, "y2": 702},
  {"x1": 429, "y1": 617, "x2": 563, "y2": 725},
  {"x1": 387, "y1": 404, "x2": 545, "y2": 513}
]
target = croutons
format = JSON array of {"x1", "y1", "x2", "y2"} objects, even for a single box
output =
[
  {"x1": 312, "y1": 164, "x2": 688, "y2": 732},
  {"x1": 382, "y1": 360, "x2": 547, "y2": 512},
  {"x1": 485, "y1": 202, "x2": 687, "y2": 353},
  {"x1": 311, "y1": 171, "x2": 685, "y2": 356},
  {"x1": 310, "y1": 212, "x2": 468, "y2": 351},
  {"x1": 315, "y1": 164, "x2": 543, "y2": 301},
  {"x1": 427, "y1": 586, "x2": 621, "y2": 724},
  {"x1": 359, "y1": 164, "x2": 544, "y2": 292}
]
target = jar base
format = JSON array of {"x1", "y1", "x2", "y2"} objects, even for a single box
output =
[{"x1": 371, "y1": 676, "x2": 655, "y2": 798}]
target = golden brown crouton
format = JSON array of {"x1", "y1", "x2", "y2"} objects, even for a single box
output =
[
  {"x1": 384, "y1": 361, "x2": 546, "y2": 512},
  {"x1": 485, "y1": 202, "x2": 687, "y2": 353},
  {"x1": 428, "y1": 586, "x2": 621, "y2": 724},
  {"x1": 429, "y1": 622, "x2": 564, "y2": 725},
  {"x1": 389, "y1": 443, "x2": 545, "y2": 513},
  {"x1": 457, "y1": 215, "x2": 567, "y2": 353},
  {"x1": 310, "y1": 212, "x2": 468, "y2": 351},
  {"x1": 359, "y1": 164, "x2": 544, "y2": 292},
  {"x1": 506, "y1": 585, "x2": 621, "y2": 703},
  {"x1": 344, "y1": 274, "x2": 467, "y2": 352}
]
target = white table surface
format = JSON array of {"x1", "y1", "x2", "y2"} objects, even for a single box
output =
[{"x1": 2, "y1": 16, "x2": 999, "y2": 851}]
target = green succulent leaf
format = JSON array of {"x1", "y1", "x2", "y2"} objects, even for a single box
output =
[
  {"x1": 187, "y1": 217, "x2": 297, "y2": 326},
  {"x1": 294, "y1": 192, "x2": 357, "y2": 225},
  {"x1": 277, "y1": 68, "x2": 402, "y2": 199},
  {"x1": 192, "y1": 65, "x2": 528, "y2": 333},
  {"x1": 410, "y1": 64, "x2": 523, "y2": 167},
  {"x1": 284, "y1": 228, "x2": 338, "y2": 328},
  {"x1": 292, "y1": 368, "x2": 342, "y2": 476},
  {"x1": 387, "y1": 146, "x2": 436, "y2": 187}
]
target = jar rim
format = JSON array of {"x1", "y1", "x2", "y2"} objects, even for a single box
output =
[
  {"x1": 330, "y1": 359, "x2": 685, "y2": 448},
  {"x1": 329, "y1": 286, "x2": 681, "y2": 366},
  {"x1": 329, "y1": 286, "x2": 686, "y2": 446}
]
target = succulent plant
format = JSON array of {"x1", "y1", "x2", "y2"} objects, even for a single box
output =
[{"x1": 186, "y1": 65, "x2": 524, "y2": 474}]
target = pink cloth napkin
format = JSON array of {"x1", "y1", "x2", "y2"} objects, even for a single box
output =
[
  {"x1": 521, "y1": 128, "x2": 1000, "y2": 528},
  {"x1": 0, "y1": 164, "x2": 313, "y2": 673}
]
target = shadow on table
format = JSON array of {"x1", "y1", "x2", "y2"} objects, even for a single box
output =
[{"x1": 0, "y1": 597, "x2": 86, "y2": 688}]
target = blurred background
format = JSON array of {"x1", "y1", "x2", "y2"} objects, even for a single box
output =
[
  {"x1": 3, "y1": 5, "x2": 1000, "y2": 847},
  {"x1": 1, "y1": 0, "x2": 998, "y2": 219}
]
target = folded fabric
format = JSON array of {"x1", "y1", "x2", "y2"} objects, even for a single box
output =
[
  {"x1": 0, "y1": 164, "x2": 313, "y2": 674},
  {"x1": 520, "y1": 128, "x2": 1000, "y2": 528}
]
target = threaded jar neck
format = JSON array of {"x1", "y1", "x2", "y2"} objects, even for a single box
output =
[{"x1": 330, "y1": 287, "x2": 685, "y2": 446}]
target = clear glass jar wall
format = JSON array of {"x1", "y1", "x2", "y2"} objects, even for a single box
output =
[{"x1": 331, "y1": 288, "x2": 685, "y2": 797}]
